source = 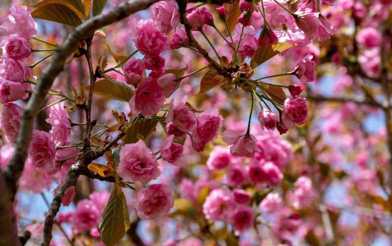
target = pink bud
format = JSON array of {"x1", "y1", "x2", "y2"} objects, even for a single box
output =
[
  {"x1": 288, "y1": 84, "x2": 303, "y2": 97},
  {"x1": 230, "y1": 134, "x2": 256, "y2": 157},
  {"x1": 61, "y1": 186, "x2": 76, "y2": 206},
  {"x1": 283, "y1": 97, "x2": 308, "y2": 125},
  {"x1": 258, "y1": 111, "x2": 278, "y2": 130},
  {"x1": 191, "y1": 113, "x2": 220, "y2": 152},
  {"x1": 216, "y1": 6, "x2": 225, "y2": 17}
]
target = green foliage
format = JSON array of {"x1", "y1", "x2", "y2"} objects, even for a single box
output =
[{"x1": 100, "y1": 184, "x2": 130, "y2": 246}]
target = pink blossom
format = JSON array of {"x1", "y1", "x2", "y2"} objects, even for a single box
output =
[
  {"x1": 169, "y1": 104, "x2": 196, "y2": 132},
  {"x1": 0, "y1": 144, "x2": 14, "y2": 170},
  {"x1": 0, "y1": 102, "x2": 22, "y2": 143},
  {"x1": 258, "y1": 111, "x2": 278, "y2": 129},
  {"x1": 0, "y1": 6, "x2": 36, "y2": 39},
  {"x1": 230, "y1": 134, "x2": 256, "y2": 157},
  {"x1": 238, "y1": 35, "x2": 258, "y2": 58},
  {"x1": 248, "y1": 162, "x2": 283, "y2": 185},
  {"x1": 118, "y1": 140, "x2": 160, "y2": 183},
  {"x1": 233, "y1": 189, "x2": 251, "y2": 205},
  {"x1": 178, "y1": 238, "x2": 203, "y2": 246},
  {"x1": 4, "y1": 35, "x2": 31, "y2": 60},
  {"x1": 144, "y1": 55, "x2": 165, "y2": 77},
  {"x1": 259, "y1": 192, "x2": 283, "y2": 213},
  {"x1": 0, "y1": 58, "x2": 30, "y2": 82},
  {"x1": 263, "y1": 0, "x2": 296, "y2": 29},
  {"x1": 240, "y1": 0, "x2": 253, "y2": 12},
  {"x1": 0, "y1": 79, "x2": 29, "y2": 103},
  {"x1": 160, "y1": 135, "x2": 183, "y2": 163},
  {"x1": 296, "y1": 55, "x2": 316, "y2": 82},
  {"x1": 166, "y1": 122, "x2": 186, "y2": 137},
  {"x1": 191, "y1": 113, "x2": 220, "y2": 151},
  {"x1": 230, "y1": 205, "x2": 254, "y2": 232},
  {"x1": 29, "y1": 130, "x2": 56, "y2": 171},
  {"x1": 19, "y1": 159, "x2": 52, "y2": 192},
  {"x1": 283, "y1": 97, "x2": 308, "y2": 125},
  {"x1": 186, "y1": 7, "x2": 213, "y2": 30},
  {"x1": 123, "y1": 58, "x2": 145, "y2": 85},
  {"x1": 254, "y1": 131, "x2": 292, "y2": 168},
  {"x1": 295, "y1": 12, "x2": 333, "y2": 41},
  {"x1": 133, "y1": 77, "x2": 165, "y2": 116},
  {"x1": 89, "y1": 191, "x2": 110, "y2": 213},
  {"x1": 73, "y1": 200, "x2": 100, "y2": 232},
  {"x1": 135, "y1": 20, "x2": 167, "y2": 57},
  {"x1": 226, "y1": 164, "x2": 247, "y2": 186},
  {"x1": 47, "y1": 103, "x2": 71, "y2": 146},
  {"x1": 358, "y1": 48, "x2": 381, "y2": 78},
  {"x1": 288, "y1": 176, "x2": 316, "y2": 209},
  {"x1": 136, "y1": 183, "x2": 173, "y2": 219},
  {"x1": 170, "y1": 26, "x2": 189, "y2": 49},
  {"x1": 207, "y1": 146, "x2": 231, "y2": 170},
  {"x1": 356, "y1": 27, "x2": 382, "y2": 49},
  {"x1": 203, "y1": 188, "x2": 234, "y2": 221},
  {"x1": 151, "y1": 0, "x2": 179, "y2": 33}
]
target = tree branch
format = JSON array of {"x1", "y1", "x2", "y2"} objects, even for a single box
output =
[{"x1": 307, "y1": 94, "x2": 385, "y2": 109}]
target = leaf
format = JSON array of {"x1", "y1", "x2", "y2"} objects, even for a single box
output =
[
  {"x1": 225, "y1": 0, "x2": 241, "y2": 33},
  {"x1": 94, "y1": 78, "x2": 134, "y2": 101},
  {"x1": 88, "y1": 162, "x2": 114, "y2": 177},
  {"x1": 32, "y1": 0, "x2": 86, "y2": 26},
  {"x1": 100, "y1": 184, "x2": 130, "y2": 246},
  {"x1": 251, "y1": 28, "x2": 293, "y2": 68},
  {"x1": 83, "y1": 0, "x2": 92, "y2": 17},
  {"x1": 123, "y1": 117, "x2": 159, "y2": 144},
  {"x1": 265, "y1": 86, "x2": 286, "y2": 105},
  {"x1": 258, "y1": 82, "x2": 286, "y2": 105},
  {"x1": 93, "y1": 0, "x2": 107, "y2": 16},
  {"x1": 199, "y1": 68, "x2": 229, "y2": 94}
]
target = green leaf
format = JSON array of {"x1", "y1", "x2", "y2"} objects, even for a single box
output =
[
  {"x1": 199, "y1": 68, "x2": 229, "y2": 94},
  {"x1": 93, "y1": 0, "x2": 107, "y2": 16},
  {"x1": 32, "y1": 0, "x2": 86, "y2": 26},
  {"x1": 100, "y1": 184, "x2": 130, "y2": 246},
  {"x1": 123, "y1": 117, "x2": 159, "y2": 144},
  {"x1": 94, "y1": 78, "x2": 134, "y2": 102},
  {"x1": 251, "y1": 28, "x2": 292, "y2": 68}
]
